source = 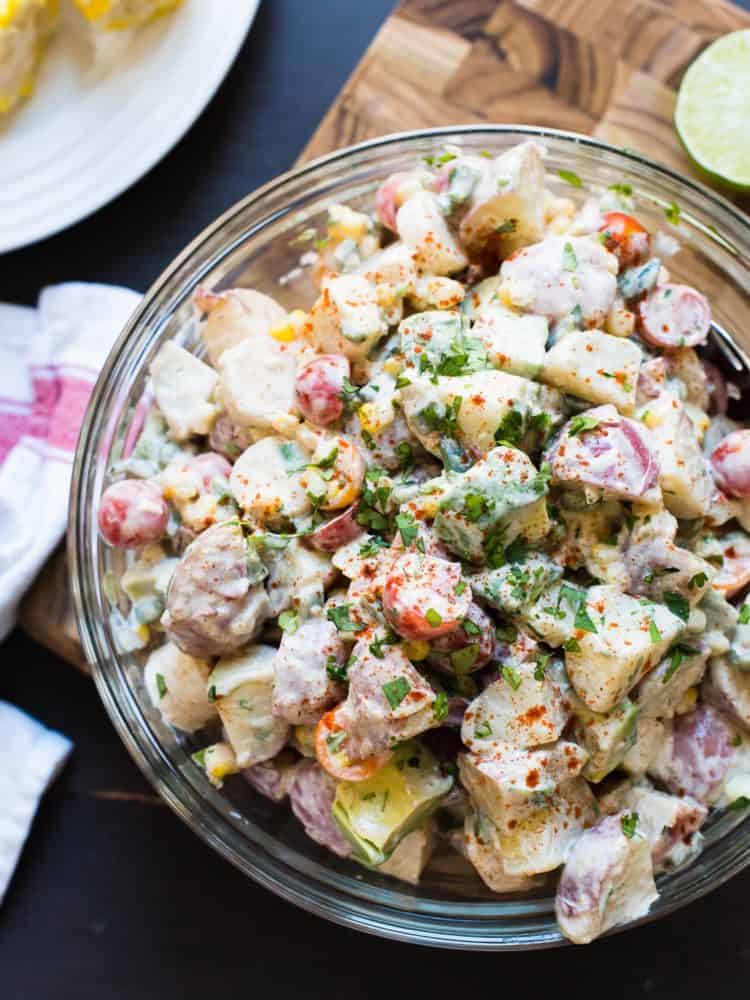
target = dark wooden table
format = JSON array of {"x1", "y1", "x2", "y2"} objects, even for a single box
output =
[{"x1": 3, "y1": 1, "x2": 750, "y2": 995}]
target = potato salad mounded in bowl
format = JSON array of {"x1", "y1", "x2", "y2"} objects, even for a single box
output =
[{"x1": 99, "y1": 141, "x2": 750, "y2": 945}]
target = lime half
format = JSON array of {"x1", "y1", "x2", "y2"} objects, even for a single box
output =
[{"x1": 675, "y1": 30, "x2": 750, "y2": 191}]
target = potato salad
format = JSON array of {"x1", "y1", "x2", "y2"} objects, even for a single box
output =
[{"x1": 99, "y1": 142, "x2": 750, "y2": 944}]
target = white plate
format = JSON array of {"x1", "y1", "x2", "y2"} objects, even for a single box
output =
[{"x1": 0, "y1": 0, "x2": 260, "y2": 254}]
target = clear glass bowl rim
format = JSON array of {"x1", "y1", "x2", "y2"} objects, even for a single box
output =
[{"x1": 70, "y1": 124, "x2": 750, "y2": 951}]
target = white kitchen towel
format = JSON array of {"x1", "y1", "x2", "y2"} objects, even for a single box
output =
[
  {"x1": 0, "y1": 282, "x2": 141, "y2": 640},
  {"x1": 0, "y1": 701, "x2": 73, "y2": 904}
]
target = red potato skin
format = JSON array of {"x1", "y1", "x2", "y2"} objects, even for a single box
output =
[
  {"x1": 637, "y1": 284, "x2": 711, "y2": 350},
  {"x1": 188, "y1": 452, "x2": 233, "y2": 486},
  {"x1": 374, "y1": 172, "x2": 413, "y2": 232},
  {"x1": 710, "y1": 429, "x2": 750, "y2": 499},
  {"x1": 295, "y1": 355, "x2": 349, "y2": 427},
  {"x1": 309, "y1": 504, "x2": 363, "y2": 553},
  {"x1": 98, "y1": 479, "x2": 169, "y2": 548},
  {"x1": 599, "y1": 212, "x2": 650, "y2": 269},
  {"x1": 428, "y1": 602, "x2": 495, "y2": 674}
]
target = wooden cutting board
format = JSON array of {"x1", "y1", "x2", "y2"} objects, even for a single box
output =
[{"x1": 21, "y1": 0, "x2": 750, "y2": 671}]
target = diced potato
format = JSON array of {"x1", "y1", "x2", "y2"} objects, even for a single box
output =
[
  {"x1": 521, "y1": 579, "x2": 585, "y2": 647},
  {"x1": 308, "y1": 274, "x2": 387, "y2": 361},
  {"x1": 460, "y1": 746, "x2": 595, "y2": 876},
  {"x1": 396, "y1": 191, "x2": 468, "y2": 275},
  {"x1": 542, "y1": 330, "x2": 642, "y2": 414},
  {"x1": 459, "y1": 141, "x2": 546, "y2": 256},
  {"x1": 196, "y1": 742, "x2": 239, "y2": 789},
  {"x1": 216, "y1": 336, "x2": 298, "y2": 437},
  {"x1": 462, "y1": 663, "x2": 570, "y2": 751},
  {"x1": 378, "y1": 822, "x2": 435, "y2": 885},
  {"x1": 144, "y1": 641, "x2": 216, "y2": 733},
  {"x1": 230, "y1": 437, "x2": 312, "y2": 526},
  {"x1": 209, "y1": 645, "x2": 289, "y2": 768},
  {"x1": 462, "y1": 811, "x2": 540, "y2": 893},
  {"x1": 433, "y1": 446, "x2": 550, "y2": 563},
  {"x1": 149, "y1": 341, "x2": 219, "y2": 440},
  {"x1": 401, "y1": 369, "x2": 565, "y2": 459},
  {"x1": 198, "y1": 288, "x2": 287, "y2": 365},
  {"x1": 472, "y1": 302, "x2": 548, "y2": 379},
  {"x1": 640, "y1": 391, "x2": 713, "y2": 518},
  {"x1": 565, "y1": 585, "x2": 685, "y2": 713},
  {"x1": 262, "y1": 538, "x2": 335, "y2": 616}
]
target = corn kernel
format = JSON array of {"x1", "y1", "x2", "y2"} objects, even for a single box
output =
[
  {"x1": 358, "y1": 402, "x2": 380, "y2": 437},
  {"x1": 135, "y1": 622, "x2": 150, "y2": 643},
  {"x1": 294, "y1": 725, "x2": 316, "y2": 757},
  {"x1": 383, "y1": 357, "x2": 403, "y2": 378},
  {"x1": 402, "y1": 640, "x2": 430, "y2": 661},
  {"x1": 675, "y1": 687, "x2": 698, "y2": 715},
  {"x1": 269, "y1": 322, "x2": 296, "y2": 343}
]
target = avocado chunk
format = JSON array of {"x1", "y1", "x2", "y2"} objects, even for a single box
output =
[
  {"x1": 332, "y1": 741, "x2": 453, "y2": 865},
  {"x1": 569, "y1": 693, "x2": 640, "y2": 783},
  {"x1": 434, "y1": 446, "x2": 550, "y2": 564},
  {"x1": 469, "y1": 553, "x2": 563, "y2": 616}
]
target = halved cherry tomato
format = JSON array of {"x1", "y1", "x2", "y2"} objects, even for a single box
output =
[
  {"x1": 599, "y1": 212, "x2": 650, "y2": 269},
  {"x1": 711, "y1": 429, "x2": 750, "y2": 499},
  {"x1": 712, "y1": 533, "x2": 750, "y2": 598},
  {"x1": 314, "y1": 708, "x2": 391, "y2": 782}
]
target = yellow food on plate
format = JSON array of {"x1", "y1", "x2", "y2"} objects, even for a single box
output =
[
  {"x1": 0, "y1": 0, "x2": 58, "y2": 113},
  {"x1": 73, "y1": 0, "x2": 182, "y2": 31}
]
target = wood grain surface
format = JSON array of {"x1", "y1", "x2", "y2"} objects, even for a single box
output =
[{"x1": 21, "y1": 0, "x2": 750, "y2": 669}]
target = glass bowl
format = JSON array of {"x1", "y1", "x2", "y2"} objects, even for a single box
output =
[{"x1": 70, "y1": 126, "x2": 750, "y2": 950}]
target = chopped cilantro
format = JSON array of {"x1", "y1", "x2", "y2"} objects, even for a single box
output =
[
  {"x1": 455, "y1": 579, "x2": 468, "y2": 596},
  {"x1": 423, "y1": 151, "x2": 456, "y2": 167},
  {"x1": 278, "y1": 609, "x2": 299, "y2": 635},
  {"x1": 433, "y1": 691, "x2": 449, "y2": 722},
  {"x1": 475, "y1": 720, "x2": 493, "y2": 739},
  {"x1": 568, "y1": 414, "x2": 601, "y2": 437},
  {"x1": 502, "y1": 665, "x2": 523, "y2": 690},
  {"x1": 562, "y1": 241, "x2": 578, "y2": 271},
  {"x1": 155, "y1": 673, "x2": 167, "y2": 699},
  {"x1": 394, "y1": 441, "x2": 413, "y2": 471},
  {"x1": 340, "y1": 378, "x2": 361, "y2": 408},
  {"x1": 464, "y1": 492, "x2": 490, "y2": 522},
  {"x1": 534, "y1": 653, "x2": 551, "y2": 681},
  {"x1": 558, "y1": 169, "x2": 583, "y2": 188},
  {"x1": 608, "y1": 182, "x2": 633, "y2": 196},
  {"x1": 327, "y1": 604, "x2": 366, "y2": 633},
  {"x1": 739, "y1": 604, "x2": 750, "y2": 626},
  {"x1": 326, "y1": 731, "x2": 347, "y2": 753},
  {"x1": 369, "y1": 632, "x2": 398, "y2": 659},
  {"x1": 359, "y1": 536, "x2": 389, "y2": 558},
  {"x1": 504, "y1": 538, "x2": 528, "y2": 564},
  {"x1": 663, "y1": 591, "x2": 690, "y2": 622},
  {"x1": 419, "y1": 396, "x2": 463, "y2": 437},
  {"x1": 462, "y1": 618, "x2": 481, "y2": 637},
  {"x1": 395, "y1": 373, "x2": 412, "y2": 390},
  {"x1": 688, "y1": 572, "x2": 708, "y2": 591},
  {"x1": 191, "y1": 749, "x2": 206, "y2": 768},
  {"x1": 532, "y1": 462, "x2": 552, "y2": 495},
  {"x1": 621, "y1": 813, "x2": 639, "y2": 838},
  {"x1": 208, "y1": 685, "x2": 217, "y2": 703},
  {"x1": 664, "y1": 201, "x2": 681, "y2": 225},
  {"x1": 382, "y1": 676, "x2": 411, "y2": 709},
  {"x1": 494, "y1": 408, "x2": 525, "y2": 446},
  {"x1": 563, "y1": 637, "x2": 581, "y2": 652},
  {"x1": 649, "y1": 619, "x2": 662, "y2": 643},
  {"x1": 425, "y1": 608, "x2": 443, "y2": 627},
  {"x1": 731, "y1": 797, "x2": 750, "y2": 811},
  {"x1": 574, "y1": 600, "x2": 598, "y2": 634},
  {"x1": 395, "y1": 511, "x2": 419, "y2": 548}
]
